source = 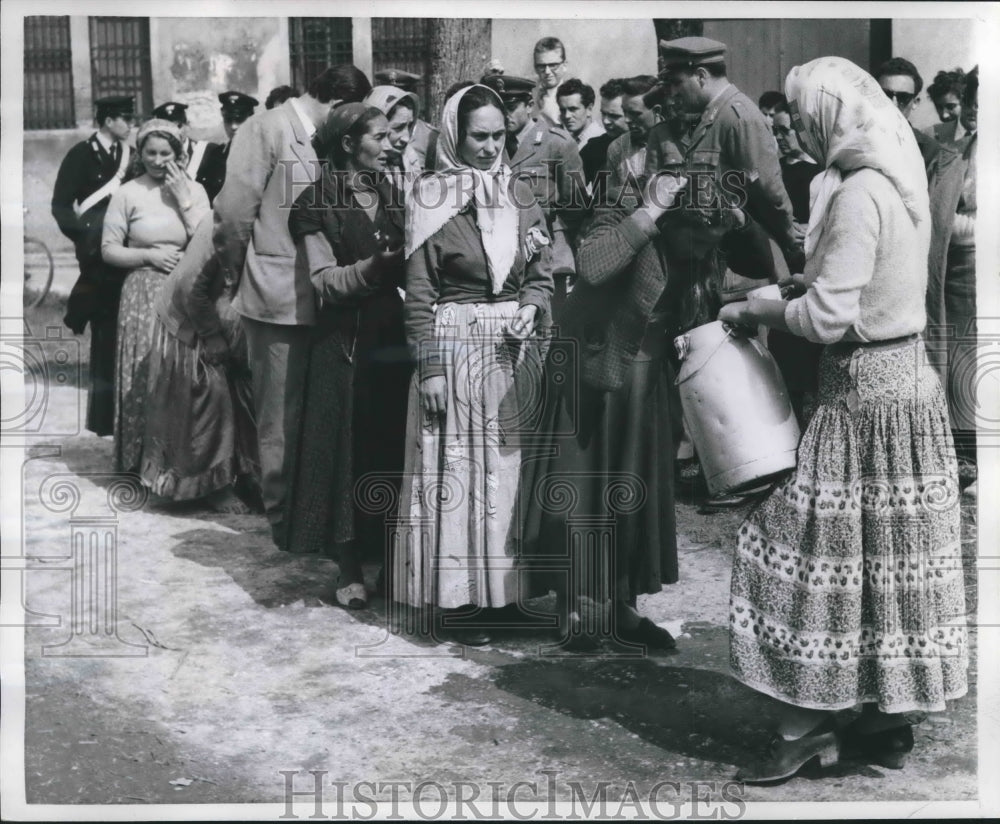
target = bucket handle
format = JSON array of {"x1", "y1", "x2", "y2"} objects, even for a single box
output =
[{"x1": 675, "y1": 323, "x2": 749, "y2": 386}]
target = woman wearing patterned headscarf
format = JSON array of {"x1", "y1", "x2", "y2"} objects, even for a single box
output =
[
  {"x1": 282, "y1": 103, "x2": 410, "y2": 611},
  {"x1": 102, "y1": 118, "x2": 210, "y2": 473},
  {"x1": 719, "y1": 57, "x2": 968, "y2": 782},
  {"x1": 392, "y1": 84, "x2": 554, "y2": 646}
]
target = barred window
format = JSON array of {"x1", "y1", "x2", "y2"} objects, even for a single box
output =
[
  {"x1": 371, "y1": 18, "x2": 432, "y2": 115},
  {"x1": 89, "y1": 17, "x2": 153, "y2": 118},
  {"x1": 24, "y1": 16, "x2": 75, "y2": 130},
  {"x1": 289, "y1": 18, "x2": 354, "y2": 92}
]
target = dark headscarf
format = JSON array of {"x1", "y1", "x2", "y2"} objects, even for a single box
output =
[{"x1": 312, "y1": 102, "x2": 382, "y2": 163}]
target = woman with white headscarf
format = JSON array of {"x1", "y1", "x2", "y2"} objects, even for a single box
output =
[
  {"x1": 393, "y1": 84, "x2": 554, "y2": 646},
  {"x1": 719, "y1": 57, "x2": 968, "y2": 782},
  {"x1": 364, "y1": 85, "x2": 424, "y2": 191}
]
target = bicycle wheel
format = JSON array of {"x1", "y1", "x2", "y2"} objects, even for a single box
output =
[{"x1": 23, "y1": 237, "x2": 54, "y2": 310}]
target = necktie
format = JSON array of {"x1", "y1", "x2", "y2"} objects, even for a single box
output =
[
  {"x1": 505, "y1": 133, "x2": 519, "y2": 159},
  {"x1": 111, "y1": 143, "x2": 120, "y2": 165}
]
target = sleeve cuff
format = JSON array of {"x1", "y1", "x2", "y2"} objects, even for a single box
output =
[{"x1": 620, "y1": 209, "x2": 659, "y2": 249}]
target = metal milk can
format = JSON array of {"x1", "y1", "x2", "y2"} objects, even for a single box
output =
[{"x1": 674, "y1": 320, "x2": 801, "y2": 495}]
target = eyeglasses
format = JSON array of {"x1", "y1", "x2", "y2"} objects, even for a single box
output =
[
  {"x1": 534, "y1": 61, "x2": 564, "y2": 74},
  {"x1": 882, "y1": 89, "x2": 915, "y2": 107}
]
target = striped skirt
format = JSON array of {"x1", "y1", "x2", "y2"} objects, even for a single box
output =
[
  {"x1": 393, "y1": 301, "x2": 544, "y2": 609},
  {"x1": 729, "y1": 336, "x2": 969, "y2": 713}
]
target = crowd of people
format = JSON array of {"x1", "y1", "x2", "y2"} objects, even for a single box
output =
[{"x1": 50, "y1": 33, "x2": 975, "y2": 784}]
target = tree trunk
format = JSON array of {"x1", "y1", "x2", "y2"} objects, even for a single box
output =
[{"x1": 426, "y1": 18, "x2": 492, "y2": 124}]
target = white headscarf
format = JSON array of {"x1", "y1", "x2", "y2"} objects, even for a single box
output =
[
  {"x1": 404, "y1": 84, "x2": 519, "y2": 295},
  {"x1": 784, "y1": 57, "x2": 930, "y2": 259}
]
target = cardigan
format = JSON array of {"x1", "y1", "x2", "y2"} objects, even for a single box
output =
[{"x1": 785, "y1": 168, "x2": 929, "y2": 345}]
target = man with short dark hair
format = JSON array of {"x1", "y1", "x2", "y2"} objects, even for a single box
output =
[
  {"x1": 532, "y1": 36, "x2": 568, "y2": 125},
  {"x1": 556, "y1": 78, "x2": 604, "y2": 149},
  {"x1": 193, "y1": 91, "x2": 259, "y2": 205},
  {"x1": 53, "y1": 95, "x2": 135, "y2": 436},
  {"x1": 756, "y1": 91, "x2": 786, "y2": 131},
  {"x1": 874, "y1": 56, "x2": 941, "y2": 173},
  {"x1": 213, "y1": 64, "x2": 371, "y2": 549},
  {"x1": 578, "y1": 78, "x2": 627, "y2": 186},
  {"x1": 651, "y1": 36, "x2": 800, "y2": 272},
  {"x1": 601, "y1": 75, "x2": 666, "y2": 202}
]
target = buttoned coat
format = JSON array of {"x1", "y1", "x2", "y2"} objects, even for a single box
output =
[
  {"x1": 645, "y1": 84, "x2": 797, "y2": 257},
  {"x1": 565, "y1": 206, "x2": 774, "y2": 392},
  {"x1": 213, "y1": 99, "x2": 322, "y2": 326}
]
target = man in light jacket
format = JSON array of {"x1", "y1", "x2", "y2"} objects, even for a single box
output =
[{"x1": 213, "y1": 65, "x2": 371, "y2": 548}]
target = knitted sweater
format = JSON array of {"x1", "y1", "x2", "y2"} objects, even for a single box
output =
[{"x1": 785, "y1": 168, "x2": 929, "y2": 345}]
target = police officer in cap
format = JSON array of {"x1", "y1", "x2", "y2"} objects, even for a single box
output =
[
  {"x1": 52, "y1": 95, "x2": 135, "y2": 435},
  {"x1": 480, "y1": 73, "x2": 586, "y2": 317},
  {"x1": 375, "y1": 68, "x2": 437, "y2": 170},
  {"x1": 198, "y1": 91, "x2": 259, "y2": 204},
  {"x1": 649, "y1": 37, "x2": 802, "y2": 273}
]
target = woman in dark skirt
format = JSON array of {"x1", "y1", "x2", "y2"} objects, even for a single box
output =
[
  {"x1": 523, "y1": 166, "x2": 775, "y2": 651},
  {"x1": 283, "y1": 104, "x2": 411, "y2": 610}
]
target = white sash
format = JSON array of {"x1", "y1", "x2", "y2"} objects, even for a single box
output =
[
  {"x1": 186, "y1": 139, "x2": 208, "y2": 177},
  {"x1": 73, "y1": 143, "x2": 131, "y2": 218}
]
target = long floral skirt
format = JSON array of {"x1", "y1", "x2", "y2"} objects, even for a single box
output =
[
  {"x1": 114, "y1": 268, "x2": 164, "y2": 473},
  {"x1": 393, "y1": 301, "x2": 542, "y2": 609},
  {"x1": 729, "y1": 336, "x2": 969, "y2": 713},
  {"x1": 140, "y1": 308, "x2": 259, "y2": 501}
]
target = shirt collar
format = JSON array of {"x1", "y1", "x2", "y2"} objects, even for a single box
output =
[
  {"x1": 575, "y1": 119, "x2": 605, "y2": 147},
  {"x1": 94, "y1": 131, "x2": 115, "y2": 152},
  {"x1": 289, "y1": 96, "x2": 317, "y2": 138},
  {"x1": 705, "y1": 83, "x2": 733, "y2": 112}
]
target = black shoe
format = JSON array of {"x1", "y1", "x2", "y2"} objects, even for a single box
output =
[
  {"x1": 736, "y1": 721, "x2": 840, "y2": 783},
  {"x1": 843, "y1": 721, "x2": 914, "y2": 770},
  {"x1": 618, "y1": 617, "x2": 677, "y2": 651},
  {"x1": 448, "y1": 627, "x2": 492, "y2": 647}
]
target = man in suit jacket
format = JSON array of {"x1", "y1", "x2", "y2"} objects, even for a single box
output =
[
  {"x1": 213, "y1": 65, "x2": 371, "y2": 548},
  {"x1": 52, "y1": 95, "x2": 134, "y2": 435}
]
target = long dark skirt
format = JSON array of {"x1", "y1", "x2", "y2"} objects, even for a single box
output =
[
  {"x1": 523, "y1": 321, "x2": 682, "y2": 607},
  {"x1": 284, "y1": 293, "x2": 411, "y2": 564},
  {"x1": 140, "y1": 309, "x2": 259, "y2": 501},
  {"x1": 943, "y1": 244, "x2": 976, "y2": 457},
  {"x1": 86, "y1": 315, "x2": 118, "y2": 436}
]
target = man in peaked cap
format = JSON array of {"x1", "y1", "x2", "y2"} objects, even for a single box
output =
[
  {"x1": 196, "y1": 91, "x2": 259, "y2": 204},
  {"x1": 52, "y1": 95, "x2": 135, "y2": 435},
  {"x1": 649, "y1": 36, "x2": 801, "y2": 274},
  {"x1": 481, "y1": 73, "x2": 586, "y2": 318},
  {"x1": 375, "y1": 68, "x2": 436, "y2": 171}
]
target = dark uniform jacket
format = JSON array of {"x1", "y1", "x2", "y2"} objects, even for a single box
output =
[
  {"x1": 51, "y1": 133, "x2": 129, "y2": 332},
  {"x1": 196, "y1": 141, "x2": 229, "y2": 205},
  {"x1": 645, "y1": 84, "x2": 799, "y2": 267}
]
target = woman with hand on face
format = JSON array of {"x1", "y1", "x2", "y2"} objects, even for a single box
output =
[
  {"x1": 283, "y1": 104, "x2": 411, "y2": 611},
  {"x1": 719, "y1": 57, "x2": 967, "y2": 783},
  {"x1": 102, "y1": 118, "x2": 210, "y2": 473},
  {"x1": 393, "y1": 85, "x2": 554, "y2": 646},
  {"x1": 364, "y1": 85, "x2": 423, "y2": 192}
]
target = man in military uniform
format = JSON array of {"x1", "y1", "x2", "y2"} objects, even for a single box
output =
[
  {"x1": 197, "y1": 91, "x2": 259, "y2": 204},
  {"x1": 650, "y1": 37, "x2": 802, "y2": 273},
  {"x1": 151, "y1": 101, "x2": 212, "y2": 182},
  {"x1": 375, "y1": 68, "x2": 437, "y2": 170},
  {"x1": 52, "y1": 95, "x2": 135, "y2": 436},
  {"x1": 481, "y1": 73, "x2": 586, "y2": 316}
]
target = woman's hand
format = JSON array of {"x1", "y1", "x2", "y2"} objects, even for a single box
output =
[
  {"x1": 778, "y1": 273, "x2": 809, "y2": 300},
  {"x1": 718, "y1": 300, "x2": 756, "y2": 332},
  {"x1": 144, "y1": 246, "x2": 183, "y2": 273},
  {"x1": 420, "y1": 375, "x2": 447, "y2": 421},
  {"x1": 200, "y1": 333, "x2": 230, "y2": 365},
  {"x1": 640, "y1": 172, "x2": 687, "y2": 222},
  {"x1": 508, "y1": 304, "x2": 539, "y2": 341},
  {"x1": 162, "y1": 160, "x2": 193, "y2": 209}
]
